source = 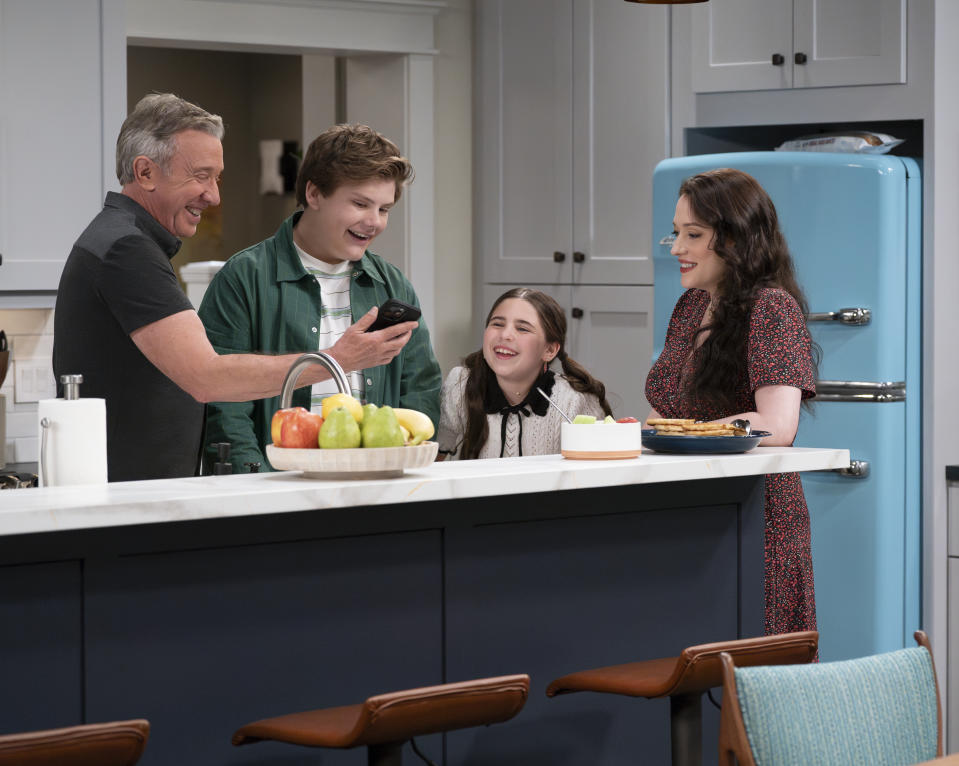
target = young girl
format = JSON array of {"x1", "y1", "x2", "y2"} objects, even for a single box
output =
[
  {"x1": 438, "y1": 288, "x2": 612, "y2": 459},
  {"x1": 645, "y1": 168, "x2": 819, "y2": 636}
]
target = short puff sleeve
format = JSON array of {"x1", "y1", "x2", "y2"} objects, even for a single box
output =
[{"x1": 747, "y1": 289, "x2": 816, "y2": 400}]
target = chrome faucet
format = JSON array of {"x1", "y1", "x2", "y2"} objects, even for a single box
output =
[{"x1": 279, "y1": 352, "x2": 351, "y2": 409}]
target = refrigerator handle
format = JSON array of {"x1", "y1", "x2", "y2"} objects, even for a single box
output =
[
  {"x1": 805, "y1": 307, "x2": 871, "y2": 325},
  {"x1": 828, "y1": 460, "x2": 870, "y2": 479}
]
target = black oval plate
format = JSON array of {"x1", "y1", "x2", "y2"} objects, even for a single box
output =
[{"x1": 641, "y1": 429, "x2": 771, "y2": 454}]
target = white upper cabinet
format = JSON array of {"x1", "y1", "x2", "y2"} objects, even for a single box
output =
[
  {"x1": 0, "y1": 0, "x2": 123, "y2": 293},
  {"x1": 476, "y1": 0, "x2": 666, "y2": 287},
  {"x1": 692, "y1": 0, "x2": 906, "y2": 93},
  {"x1": 476, "y1": 0, "x2": 574, "y2": 285}
]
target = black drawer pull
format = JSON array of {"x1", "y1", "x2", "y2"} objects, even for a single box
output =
[{"x1": 553, "y1": 251, "x2": 566, "y2": 263}]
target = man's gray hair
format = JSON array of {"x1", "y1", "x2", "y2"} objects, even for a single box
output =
[{"x1": 116, "y1": 93, "x2": 224, "y2": 185}]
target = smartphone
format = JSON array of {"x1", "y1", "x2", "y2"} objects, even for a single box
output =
[{"x1": 366, "y1": 298, "x2": 422, "y2": 332}]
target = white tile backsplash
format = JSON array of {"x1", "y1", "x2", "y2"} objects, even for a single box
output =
[{"x1": 0, "y1": 308, "x2": 55, "y2": 463}]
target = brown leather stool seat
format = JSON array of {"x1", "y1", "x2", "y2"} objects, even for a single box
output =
[
  {"x1": 546, "y1": 631, "x2": 818, "y2": 766},
  {"x1": 232, "y1": 674, "x2": 529, "y2": 765},
  {"x1": 0, "y1": 719, "x2": 149, "y2": 766}
]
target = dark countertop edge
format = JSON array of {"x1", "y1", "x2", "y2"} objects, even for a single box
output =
[{"x1": 948, "y1": 465, "x2": 959, "y2": 482}]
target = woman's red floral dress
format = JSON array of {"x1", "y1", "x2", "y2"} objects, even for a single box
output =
[{"x1": 645, "y1": 287, "x2": 817, "y2": 635}]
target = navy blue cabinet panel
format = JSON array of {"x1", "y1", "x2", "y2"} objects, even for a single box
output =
[
  {"x1": 83, "y1": 529, "x2": 443, "y2": 766},
  {"x1": 0, "y1": 560, "x2": 83, "y2": 732},
  {"x1": 444, "y1": 486, "x2": 755, "y2": 766}
]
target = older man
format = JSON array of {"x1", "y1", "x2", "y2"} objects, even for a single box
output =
[{"x1": 53, "y1": 94, "x2": 416, "y2": 481}]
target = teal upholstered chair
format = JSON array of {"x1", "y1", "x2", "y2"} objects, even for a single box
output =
[{"x1": 718, "y1": 631, "x2": 942, "y2": 766}]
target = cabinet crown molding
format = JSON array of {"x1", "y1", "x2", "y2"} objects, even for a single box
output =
[{"x1": 212, "y1": 0, "x2": 445, "y2": 14}]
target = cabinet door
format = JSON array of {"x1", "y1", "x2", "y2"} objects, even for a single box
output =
[
  {"x1": 567, "y1": 285, "x2": 654, "y2": 419},
  {"x1": 570, "y1": 0, "x2": 662, "y2": 286},
  {"x1": 476, "y1": 0, "x2": 574, "y2": 285},
  {"x1": 0, "y1": 0, "x2": 108, "y2": 290},
  {"x1": 691, "y1": 0, "x2": 793, "y2": 93},
  {"x1": 792, "y1": 0, "x2": 905, "y2": 88}
]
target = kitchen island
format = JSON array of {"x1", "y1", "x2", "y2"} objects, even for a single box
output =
[{"x1": 0, "y1": 447, "x2": 846, "y2": 765}]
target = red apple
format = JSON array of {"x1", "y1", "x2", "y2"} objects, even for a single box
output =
[
  {"x1": 279, "y1": 408, "x2": 324, "y2": 449},
  {"x1": 271, "y1": 407, "x2": 306, "y2": 445},
  {"x1": 616, "y1": 416, "x2": 639, "y2": 423}
]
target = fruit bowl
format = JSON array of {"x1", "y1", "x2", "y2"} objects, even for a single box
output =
[
  {"x1": 266, "y1": 441, "x2": 439, "y2": 479},
  {"x1": 560, "y1": 422, "x2": 643, "y2": 460}
]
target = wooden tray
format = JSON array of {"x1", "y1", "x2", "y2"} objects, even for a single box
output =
[{"x1": 561, "y1": 449, "x2": 641, "y2": 461}]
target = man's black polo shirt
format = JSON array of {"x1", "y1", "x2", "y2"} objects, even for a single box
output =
[{"x1": 53, "y1": 192, "x2": 204, "y2": 482}]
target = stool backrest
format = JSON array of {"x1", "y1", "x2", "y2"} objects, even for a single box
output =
[
  {"x1": 352, "y1": 674, "x2": 529, "y2": 747},
  {"x1": 719, "y1": 631, "x2": 941, "y2": 766},
  {"x1": 0, "y1": 720, "x2": 149, "y2": 766},
  {"x1": 667, "y1": 631, "x2": 819, "y2": 697}
]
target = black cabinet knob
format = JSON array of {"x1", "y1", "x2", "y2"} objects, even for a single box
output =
[
  {"x1": 794, "y1": 51, "x2": 808, "y2": 65},
  {"x1": 771, "y1": 53, "x2": 785, "y2": 66},
  {"x1": 553, "y1": 251, "x2": 566, "y2": 263},
  {"x1": 573, "y1": 251, "x2": 585, "y2": 263},
  {"x1": 571, "y1": 307, "x2": 584, "y2": 319}
]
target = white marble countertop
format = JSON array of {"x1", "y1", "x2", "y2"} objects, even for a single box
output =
[{"x1": 0, "y1": 447, "x2": 848, "y2": 537}]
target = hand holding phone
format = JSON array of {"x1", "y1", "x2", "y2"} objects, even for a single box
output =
[{"x1": 365, "y1": 298, "x2": 422, "y2": 333}]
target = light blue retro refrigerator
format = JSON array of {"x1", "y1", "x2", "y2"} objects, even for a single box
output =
[{"x1": 651, "y1": 152, "x2": 921, "y2": 663}]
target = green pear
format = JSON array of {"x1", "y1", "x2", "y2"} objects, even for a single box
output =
[
  {"x1": 572, "y1": 414, "x2": 596, "y2": 424},
  {"x1": 361, "y1": 403, "x2": 378, "y2": 422},
  {"x1": 361, "y1": 405, "x2": 405, "y2": 448},
  {"x1": 318, "y1": 407, "x2": 362, "y2": 449}
]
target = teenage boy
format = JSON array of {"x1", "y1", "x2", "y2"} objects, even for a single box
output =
[{"x1": 198, "y1": 124, "x2": 441, "y2": 472}]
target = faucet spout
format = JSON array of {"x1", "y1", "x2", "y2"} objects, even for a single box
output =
[{"x1": 279, "y1": 352, "x2": 351, "y2": 409}]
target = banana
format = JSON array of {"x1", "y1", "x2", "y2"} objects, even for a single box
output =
[{"x1": 393, "y1": 408, "x2": 434, "y2": 445}]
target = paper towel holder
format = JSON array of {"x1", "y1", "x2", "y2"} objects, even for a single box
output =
[{"x1": 39, "y1": 374, "x2": 85, "y2": 487}]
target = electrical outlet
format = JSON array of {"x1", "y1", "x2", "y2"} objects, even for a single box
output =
[{"x1": 15, "y1": 359, "x2": 56, "y2": 403}]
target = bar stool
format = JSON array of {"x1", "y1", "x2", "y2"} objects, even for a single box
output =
[
  {"x1": 546, "y1": 632, "x2": 818, "y2": 766},
  {"x1": 0, "y1": 719, "x2": 150, "y2": 766},
  {"x1": 232, "y1": 674, "x2": 529, "y2": 765}
]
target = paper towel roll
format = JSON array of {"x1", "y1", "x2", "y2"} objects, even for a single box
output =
[{"x1": 37, "y1": 398, "x2": 107, "y2": 487}]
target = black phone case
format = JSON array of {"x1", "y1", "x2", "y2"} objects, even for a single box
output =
[{"x1": 366, "y1": 299, "x2": 421, "y2": 332}]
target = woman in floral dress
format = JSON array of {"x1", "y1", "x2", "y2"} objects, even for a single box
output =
[{"x1": 645, "y1": 168, "x2": 818, "y2": 635}]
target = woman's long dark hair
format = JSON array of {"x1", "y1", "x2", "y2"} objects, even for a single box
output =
[
  {"x1": 458, "y1": 288, "x2": 612, "y2": 459},
  {"x1": 679, "y1": 168, "x2": 820, "y2": 411}
]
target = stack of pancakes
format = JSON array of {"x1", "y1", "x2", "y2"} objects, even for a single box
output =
[{"x1": 646, "y1": 418, "x2": 748, "y2": 436}]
